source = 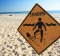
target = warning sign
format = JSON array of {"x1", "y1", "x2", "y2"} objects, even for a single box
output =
[{"x1": 18, "y1": 4, "x2": 60, "y2": 54}]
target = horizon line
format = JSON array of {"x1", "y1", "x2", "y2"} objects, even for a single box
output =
[{"x1": 0, "y1": 10, "x2": 60, "y2": 13}]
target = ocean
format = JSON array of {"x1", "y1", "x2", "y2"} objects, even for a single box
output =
[{"x1": 0, "y1": 11, "x2": 60, "y2": 14}]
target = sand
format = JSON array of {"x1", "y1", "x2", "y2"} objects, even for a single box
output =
[{"x1": 0, "y1": 14, "x2": 60, "y2": 56}]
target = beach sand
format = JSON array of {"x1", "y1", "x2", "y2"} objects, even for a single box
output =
[{"x1": 0, "y1": 14, "x2": 60, "y2": 56}]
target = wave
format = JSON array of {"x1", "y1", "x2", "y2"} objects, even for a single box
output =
[
  {"x1": 46, "y1": 23, "x2": 56, "y2": 26},
  {"x1": 23, "y1": 23, "x2": 35, "y2": 26}
]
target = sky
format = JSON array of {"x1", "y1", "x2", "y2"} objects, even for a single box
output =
[{"x1": 0, "y1": 0, "x2": 60, "y2": 12}]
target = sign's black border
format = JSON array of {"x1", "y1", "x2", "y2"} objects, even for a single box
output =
[{"x1": 18, "y1": 4, "x2": 60, "y2": 54}]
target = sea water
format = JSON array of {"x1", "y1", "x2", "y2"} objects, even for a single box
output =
[{"x1": 0, "y1": 11, "x2": 60, "y2": 14}]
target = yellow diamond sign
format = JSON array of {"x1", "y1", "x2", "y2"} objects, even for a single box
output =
[{"x1": 18, "y1": 4, "x2": 60, "y2": 54}]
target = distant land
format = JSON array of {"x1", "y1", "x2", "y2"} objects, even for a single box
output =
[{"x1": 0, "y1": 11, "x2": 60, "y2": 14}]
